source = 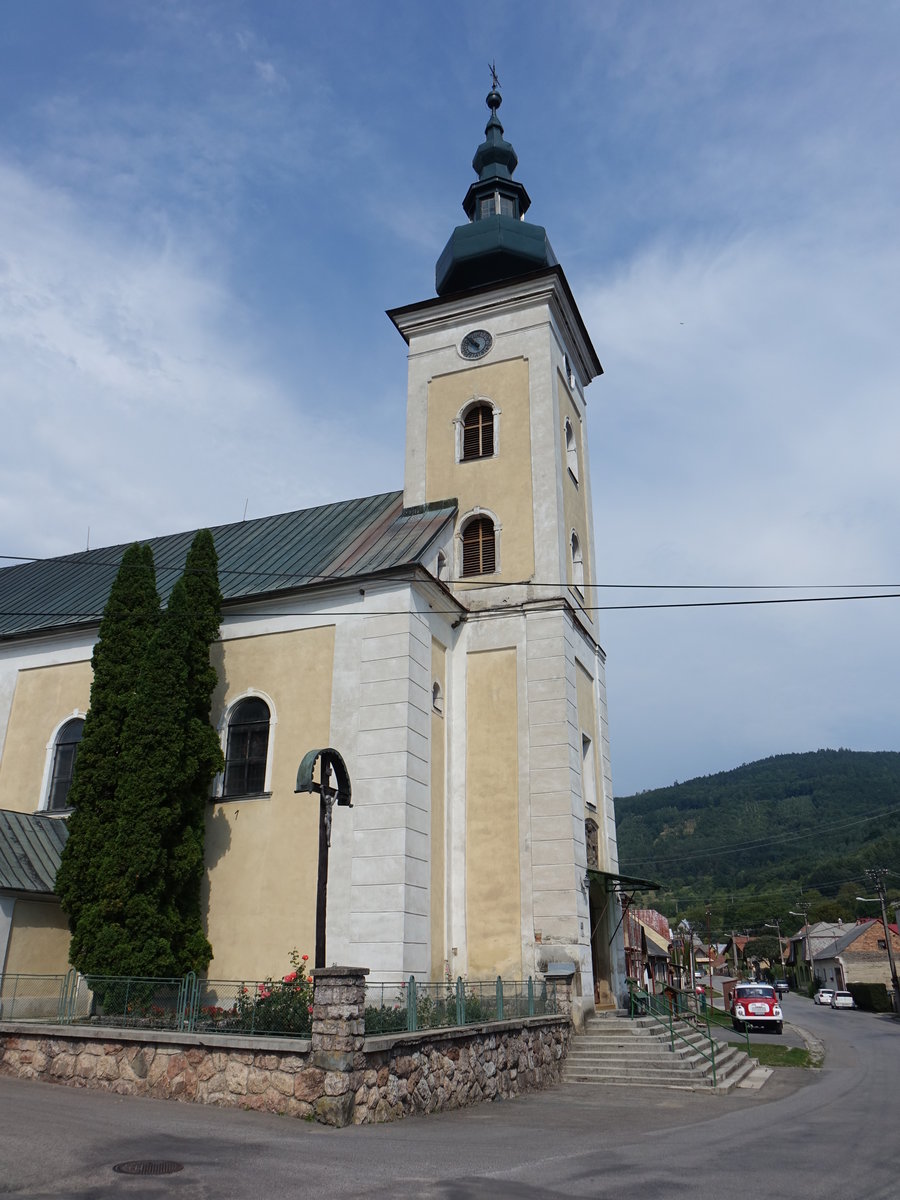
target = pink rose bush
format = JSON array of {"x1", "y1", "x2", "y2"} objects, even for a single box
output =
[{"x1": 232, "y1": 948, "x2": 315, "y2": 1036}]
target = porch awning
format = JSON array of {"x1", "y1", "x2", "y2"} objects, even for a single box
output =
[{"x1": 587, "y1": 868, "x2": 660, "y2": 893}]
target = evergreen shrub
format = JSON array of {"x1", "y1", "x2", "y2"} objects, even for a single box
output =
[{"x1": 847, "y1": 981, "x2": 891, "y2": 1012}]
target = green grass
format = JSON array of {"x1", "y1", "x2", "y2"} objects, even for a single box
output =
[{"x1": 748, "y1": 1043, "x2": 817, "y2": 1069}]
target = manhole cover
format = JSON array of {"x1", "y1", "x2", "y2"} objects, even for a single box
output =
[{"x1": 112, "y1": 1160, "x2": 184, "y2": 1176}]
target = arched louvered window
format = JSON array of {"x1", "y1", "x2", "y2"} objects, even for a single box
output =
[
  {"x1": 461, "y1": 404, "x2": 494, "y2": 461},
  {"x1": 461, "y1": 515, "x2": 496, "y2": 577},
  {"x1": 224, "y1": 697, "x2": 271, "y2": 798},
  {"x1": 48, "y1": 718, "x2": 84, "y2": 811},
  {"x1": 571, "y1": 532, "x2": 584, "y2": 592},
  {"x1": 565, "y1": 419, "x2": 579, "y2": 481}
]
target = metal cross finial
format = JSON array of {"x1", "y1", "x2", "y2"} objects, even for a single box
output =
[{"x1": 489, "y1": 60, "x2": 501, "y2": 91}]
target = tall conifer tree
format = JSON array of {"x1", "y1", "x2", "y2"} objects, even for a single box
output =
[
  {"x1": 56, "y1": 543, "x2": 160, "y2": 974},
  {"x1": 169, "y1": 529, "x2": 223, "y2": 971}
]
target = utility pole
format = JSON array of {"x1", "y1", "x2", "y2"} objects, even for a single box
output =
[
  {"x1": 790, "y1": 906, "x2": 814, "y2": 991},
  {"x1": 765, "y1": 920, "x2": 786, "y2": 977},
  {"x1": 857, "y1": 867, "x2": 900, "y2": 1014}
]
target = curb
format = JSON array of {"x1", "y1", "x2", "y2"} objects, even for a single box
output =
[{"x1": 786, "y1": 1021, "x2": 825, "y2": 1067}]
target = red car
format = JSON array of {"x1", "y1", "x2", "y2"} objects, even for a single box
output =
[{"x1": 730, "y1": 982, "x2": 783, "y2": 1034}]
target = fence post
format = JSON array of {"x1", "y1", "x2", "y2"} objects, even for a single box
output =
[
  {"x1": 496, "y1": 976, "x2": 503, "y2": 1020},
  {"x1": 528, "y1": 976, "x2": 535, "y2": 1016},
  {"x1": 456, "y1": 976, "x2": 465, "y2": 1026},
  {"x1": 407, "y1": 976, "x2": 418, "y2": 1032},
  {"x1": 58, "y1": 970, "x2": 74, "y2": 1024},
  {"x1": 309, "y1": 966, "x2": 369, "y2": 1127}
]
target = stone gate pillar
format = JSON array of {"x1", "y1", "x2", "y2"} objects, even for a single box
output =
[{"x1": 309, "y1": 966, "x2": 369, "y2": 1126}]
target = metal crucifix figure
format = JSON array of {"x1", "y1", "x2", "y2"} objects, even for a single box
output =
[{"x1": 295, "y1": 747, "x2": 352, "y2": 969}]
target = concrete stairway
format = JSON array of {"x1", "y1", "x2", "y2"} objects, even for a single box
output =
[{"x1": 564, "y1": 1011, "x2": 759, "y2": 1092}]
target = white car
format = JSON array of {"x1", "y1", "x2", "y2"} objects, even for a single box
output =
[
  {"x1": 830, "y1": 990, "x2": 856, "y2": 1009},
  {"x1": 814, "y1": 988, "x2": 835, "y2": 1005}
]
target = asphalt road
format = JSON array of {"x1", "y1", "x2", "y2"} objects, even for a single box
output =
[{"x1": 1, "y1": 993, "x2": 896, "y2": 1199}]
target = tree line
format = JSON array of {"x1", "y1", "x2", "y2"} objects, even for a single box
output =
[{"x1": 615, "y1": 749, "x2": 900, "y2": 936}]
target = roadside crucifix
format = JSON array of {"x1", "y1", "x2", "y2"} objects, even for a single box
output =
[{"x1": 295, "y1": 747, "x2": 352, "y2": 969}]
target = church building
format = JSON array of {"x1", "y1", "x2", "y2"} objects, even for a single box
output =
[{"x1": 0, "y1": 88, "x2": 626, "y2": 1025}]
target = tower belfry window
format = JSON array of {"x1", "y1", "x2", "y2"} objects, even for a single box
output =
[
  {"x1": 461, "y1": 516, "x2": 496, "y2": 576},
  {"x1": 462, "y1": 404, "x2": 494, "y2": 461}
]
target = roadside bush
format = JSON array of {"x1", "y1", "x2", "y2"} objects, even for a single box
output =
[{"x1": 847, "y1": 981, "x2": 891, "y2": 1012}]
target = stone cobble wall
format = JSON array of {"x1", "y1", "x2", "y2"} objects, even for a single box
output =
[
  {"x1": 0, "y1": 1029, "x2": 329, "y2": 1119},
  {"x1": 354, "y1": 1021, "x2": 570, "y2": 1124},
  {"x1": 0, "y1": 967, "x2": 572, "y2": 1126}
]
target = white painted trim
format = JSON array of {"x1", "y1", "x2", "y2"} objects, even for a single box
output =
[
  {"x1": 452, "y1": 395, "x2": 502, "y2": 464},
  {"x1": 456, "y1": 506, "x2": 502, "y2": 579},
  {"x1": 564, "y1": 417, "x2": 579, "y2": 483},
  {"x1": 215, "y1": 689, "x2": 278, "y2": 798},
  {"x1": 38, "y1": 709, "x2": 86, "y2": 813}
]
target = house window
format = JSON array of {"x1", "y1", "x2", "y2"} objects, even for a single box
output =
[
  {"x1": 223, "y1": 697, "x2": 271, "y2": 797},
  {"x1": 461, "y1": 515, "x2": 496, "y2": 576},
  {"x1": 47, "y1": 718, "x2": 84, "y2": 811},
  {"x1": 571, "y1": 532, "x2": 584, "y2": 592},
  {"x1": 878, "y1": 938, "x2": 887, "y2": 951},
  {"x1": 565, "y1": 419, "x2": 578, "y2": 481},
  {"x1": 461, "y1": 404, "x2": 495, "y2": 461}
]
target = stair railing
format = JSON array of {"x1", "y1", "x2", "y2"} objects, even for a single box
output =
[{"x1": 626, "y1": 981, "x2": 720, "y2": 1087}]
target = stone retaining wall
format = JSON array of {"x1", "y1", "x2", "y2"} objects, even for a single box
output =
[{"x1": 0, "y1": 967, "x2": 571, "y2": 1126}]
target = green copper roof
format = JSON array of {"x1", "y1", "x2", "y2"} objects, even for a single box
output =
[
  {"x1": 0, "y1": 492, "x2": 457, "y2": 641},
  {"x1": 436, "y1": 89, "x2": 557, "y2": 296},
  {"x1": 0, "y1": 809, "x2": 68, "y2": 894}
]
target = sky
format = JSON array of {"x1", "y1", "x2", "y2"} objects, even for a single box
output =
[{"x1": 2, "y1": 1, "x2": 899, "y2": 797}]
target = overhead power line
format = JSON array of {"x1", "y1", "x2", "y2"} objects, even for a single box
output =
[{"x1": 2, "y1": 590, "x2": 900, "y2": 625}]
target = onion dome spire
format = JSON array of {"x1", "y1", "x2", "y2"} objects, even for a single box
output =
[{"x1": 436, "y1": 79, "x2": 557, "y2": 297}]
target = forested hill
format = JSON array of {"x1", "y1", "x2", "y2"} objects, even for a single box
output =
[{"x1": 614, "y1": 750, "x2": 900, "y2": 901}]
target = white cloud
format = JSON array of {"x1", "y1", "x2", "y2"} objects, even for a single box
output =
[
  {"x1": 584, "y1": 224, "x2": 900, "y2": 792},
  {"x1": 0, "y1": 161, "x2": 385, "y2": 559}
]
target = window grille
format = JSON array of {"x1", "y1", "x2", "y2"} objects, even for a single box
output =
[
  {"x1": 48, "y1": 718, "x2": 84, "y2": 811},
  {"x1": 223, "y1": 697, "x2": 270, "y2": 797}
]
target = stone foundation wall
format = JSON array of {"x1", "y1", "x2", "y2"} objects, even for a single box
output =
[
  {"x1": 355, "y1": 1021, "x2": 570, "y2": 1123},
  {"x1": 0, "y1": 1027, "x2": 328, "y2": 1117},
  {"x1": 0, "y1": 967, "x2": 571, "y2": 1126}
]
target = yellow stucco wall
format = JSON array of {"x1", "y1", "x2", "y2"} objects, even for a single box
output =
[
  {"x1": 4, "y1": 899, "x2": 71, "y2": 975},
  {"x1": 204, "y1": 626, "x2": 335, "y2": 981},
  {"x1": 425, "y1": 358, "x2": 535, "y2": 581},
  {"x1": 560, "y1": 375, "x2": 591, "y2": 601},
  {"x1": 430, "y1": 640, "x2": 447, "y2": 980},
  {"x1": 0, "y1": 661, "x2": 92, "y2": 814},
  {"x1": 465, "y1": 648, "x2": 521, "y2": 978}
]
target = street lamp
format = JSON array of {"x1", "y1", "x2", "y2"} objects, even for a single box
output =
[{"x1": 856, "y1": 894, "x2": 900, "y2": 1014}]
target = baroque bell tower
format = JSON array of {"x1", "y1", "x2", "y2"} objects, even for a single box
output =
[{"x1": 388, "y1": 83, "x2": 623, "y2": 1021}]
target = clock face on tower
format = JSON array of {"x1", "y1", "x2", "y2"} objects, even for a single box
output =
[{"x1": 459, "y1": 329, "x2": 493, "y2": 360}]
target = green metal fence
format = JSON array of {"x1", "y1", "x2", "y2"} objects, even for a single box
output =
[
  {"x1": 364, "y1": 976, "x2": 558, "y2": 1034},
  {"x1": 0, "y1": 972, "x2": 558, "y2": 1040}
]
